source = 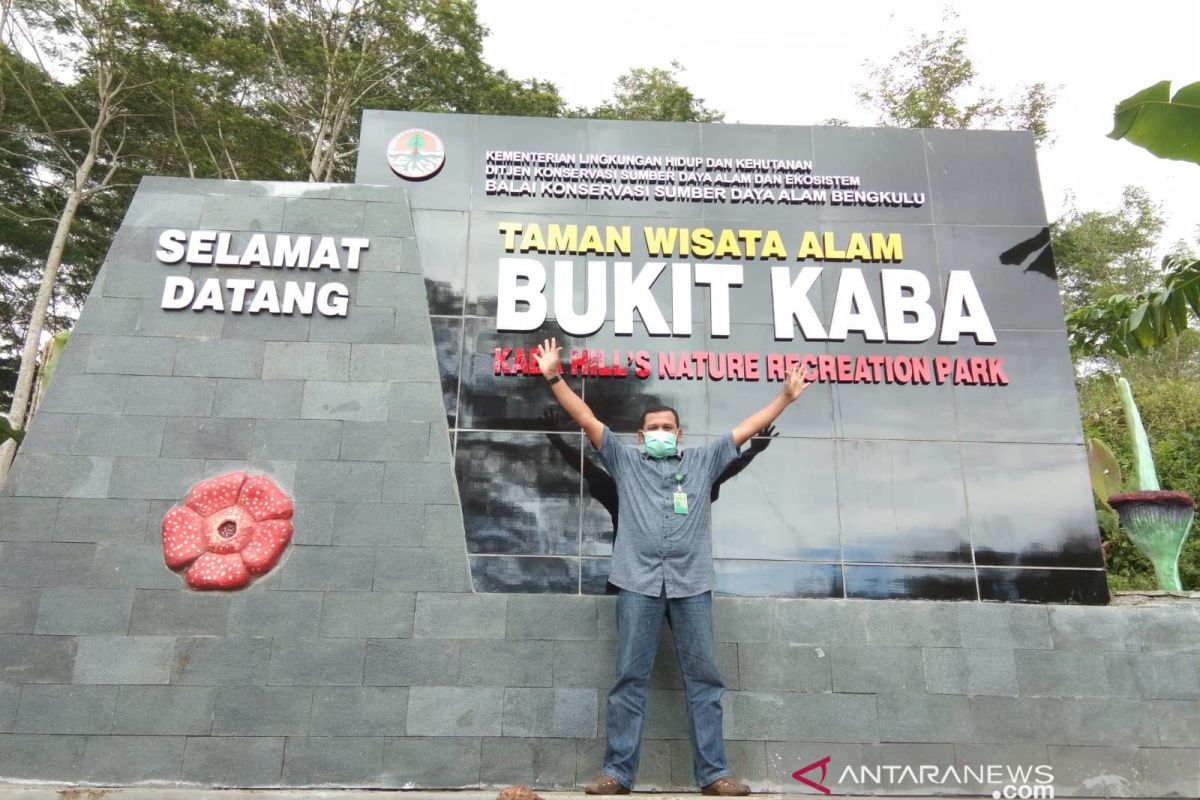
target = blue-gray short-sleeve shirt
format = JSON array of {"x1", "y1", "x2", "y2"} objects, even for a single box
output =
[{"x1": 592, "y1": 425, "x2": 740, "y2": 598}]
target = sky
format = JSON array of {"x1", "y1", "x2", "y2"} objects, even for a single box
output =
[{"x1": 474, "y1": 0, "x2": 1199, "y2": 251}]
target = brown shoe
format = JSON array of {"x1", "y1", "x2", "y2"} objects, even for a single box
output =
[
  {"x1": 584, "y1": 774, "x2": 631, "y2": 795},
  {"x1": 701, "y1": 775, "x2": 751, "y2": 795}
]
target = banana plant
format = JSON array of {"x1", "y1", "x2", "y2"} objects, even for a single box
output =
[{"x1": 1065, "y1": 81, "x2": 1200, "y2": 357}]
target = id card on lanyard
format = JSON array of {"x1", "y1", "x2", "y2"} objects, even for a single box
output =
[{"x1": 672, "y1": 472, "x2": 688, "y2": 515}]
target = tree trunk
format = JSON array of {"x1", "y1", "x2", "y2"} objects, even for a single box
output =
[{"x1": 0, "y1": 180, "x2": 88, "y2": 483}]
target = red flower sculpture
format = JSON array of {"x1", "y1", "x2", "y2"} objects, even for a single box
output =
[{"x1": 161, "y1": 471, "x2": 294, "y2": 590}]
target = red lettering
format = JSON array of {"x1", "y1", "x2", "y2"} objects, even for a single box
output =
[
  {"x1": 853, "y1": 356, "x2": 872, "y2": 383},
  {"x1": 658, "y1": 351, "x2": 676, "y2": 379},
  {"x1": 817, "y1": 354, "x2": 835, "y2": 382},
  {"x1": 954, "y1": 358, "x2": 973, "y2": 384},
  {"x1": 745, "y1": 352, "x2": 761, "y2": 380},
  {"x1": 727, "y1": 353, "x2": 743, "y2": 380},
  {"x1": 677, "y1": 354, "x2": 695, "y2": 379},
  {"x1": 709, "y1": 352, "x2": 726, "y2": 380},
  {"x1": 634, "y1": 350, "x2": 651, "y2": 379},
  {"x1": 799, "y1": 354, "x2": 818, "y2": 382},
  {"x1": 570, "y1": 348, "x2": 588, "y2": 376},
  {"x1": 969, "y1": 357, "x2": 989, "y2": 384},
  {"x1": 766, "y1": 353, "x2": 785, "y2": 380},
  {"x1": 893, "y1": 356, "x2": 911, "y2": 384},
  {"x1": 494, "y1": 347, "x2": 512, "y2": 375},
  {"x1": 611, "y1": 350, "x2": 628, "y2": 377},
  {"x1": 911, "y1": 356, "x2": 931, "y2": 384},
  {"x1": 988, "y1": 357, "x2": 1009, "y2": 385},
  {"x1": 934, "y1": 356, "x2": 952, "y2": 384}
]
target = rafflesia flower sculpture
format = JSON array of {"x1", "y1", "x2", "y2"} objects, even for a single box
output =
[{"x1": 161, "y1": 471, "x2": 294, "y2": 590}]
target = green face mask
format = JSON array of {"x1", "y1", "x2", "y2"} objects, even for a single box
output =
[{"x1": 643, "y1": 430, "x2": 677, "y2": 459}]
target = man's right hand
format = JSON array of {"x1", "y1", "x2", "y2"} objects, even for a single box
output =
[{"x1": 535, "y1": 337, "x2": 562, "y2": 379}]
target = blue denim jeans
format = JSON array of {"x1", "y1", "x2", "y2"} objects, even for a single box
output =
[{"x1": 601, "y1": 584, "x2": 732, "y2": 789}]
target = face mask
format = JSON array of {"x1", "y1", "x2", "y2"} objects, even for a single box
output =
[{"x1": 643, "y1": 430, "x2": 677, "y2": 459}]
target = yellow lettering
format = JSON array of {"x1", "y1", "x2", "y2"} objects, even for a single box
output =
[
  {"x1": 796, "y1": 231, "x2": 823, "y2": 261},
  {"x1": 871, "y1": 232, "x2": 903, "y2": 262},
  {"x1": 606, "y1": 225, "x2": 631, "y2": 256},
  {"x1": 498, "y1": 221, "x2": 522, "y2": 252},
  {"x1": 578, "y1": 225, "x2": 603, "y2": 254},
  {"x1": 715, "y1": 229, "x2": 741, "y2": 258},
  {"x1": 644, "y1": 226, "x2": 678, "y2": 256},
  {"x1": 519, "y1": 223, "x2": 545, "y2": 253},
  {"x1": 546, "y1": 224, "x2": 578, "y2": 254},
  {"x1": 845, "y1": 232, "x2": 871, "y2": 261},
  {"x1": 739, "y1": 229, "x2": 762, "y2": 259},
  {"x1": 691, "y1": 228, "x2": 714, "y2": 258},
  {"x1": 762, "y1": 230, "x2": 787, "y2": 259},
  {"x1": 822, "y1": 231, "x2": 846, "y2": 261}
]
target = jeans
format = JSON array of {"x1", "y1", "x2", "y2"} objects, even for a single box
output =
[{"x1": 601, "y1": 583, "x2": 732, "y2": 789}]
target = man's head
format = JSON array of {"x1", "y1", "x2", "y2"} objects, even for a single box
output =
[{"x1": 638, "y1": 405, "x2": 682, "y2": 456}]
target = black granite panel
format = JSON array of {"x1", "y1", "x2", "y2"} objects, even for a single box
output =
[
  {"x1": 470, "y1": 555, "x2": 580, "y2": 593},
  {"x1": 457, "y1": 318, "x2": 582, "y2": 432},
  {"x1": 844, "y1": 564, "x2": 978, "y2": 600},
  {"x1": 430, "y1": 316, "x2": 461, "y2": 428},
  {"x1": 454, "y1": 431, "x2": 582, "y2": 556},
  {"x1": 977, "y1": 567, "x2": 1109, "y2": 605},
  {"x1": 714, "y1": 560, "x2": 842, "y2": 598},
  {"x1": 711, "y1": 437, "x2": 841, "y2": 562},
  {"x1": 414, "y1": 209, "x2": 468, "y2": 316},
  {"x1": 961, "y1": 442, "x2": 1104, "y2": 568},
  {"x1": 836, "y1": 439, "x2": 972, "y2": 564}
]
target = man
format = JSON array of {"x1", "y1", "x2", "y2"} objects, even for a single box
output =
[{"x1": 533, "y1": 337, "x2": 811, "y2": 796}]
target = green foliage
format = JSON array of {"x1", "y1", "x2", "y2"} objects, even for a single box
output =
[
  {"x1": 1066, "y1": 254, "x2": 1200, "y2": 358},
  {"x1": 1052, "y1": 187, "x2": 1165, "y2": 314},
  {"x1": 1086, "y1": 437, "x2": 1121, "y2": 509},
  {"x1": 582, "y1": 61, "x2": 724, "y2": 123},
  {"x1": 0, "y1": 414, "x2": 22, "y2": 445},
  {"x1": 1108, "y1": 80, "x2": 1200, "y2": 165},
  {"x1": 855, "y1": 11, "x2": 1055, "y2": 144},
  {"x1": 1078, "y1": 372, "x2": 1200, "y2": 590},
  {"x1": 37, "y1": 330, "x2": 68, "y2": 397}
]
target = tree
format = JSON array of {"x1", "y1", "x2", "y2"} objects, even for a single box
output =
[
  {"x1": 245, "y1": 0, "x2": 567, "y2": 183},
  {"x1": 582, "y1": 61, "x2": 724, "y2": 123},
  {"x1": 0, "y1": 0, "x2": 268, "y2": 481},
  {"x1": 1053, "y1": 187, "x2": 1166, "y2": 315},
  {"x1": 856, "y1": 11, "x2": 1055, "y2": 144}
]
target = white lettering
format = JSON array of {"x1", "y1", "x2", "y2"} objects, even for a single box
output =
[
  {"x1": 694, "y1": 263, "x2": 743, "y2": 338},
  {"x1": 553, "y1": 259, "x2": 605, "y2": 336},
  {"x1": 155, "y1": 229, "x2": 187, "y2": 263},
  {"x1": 316, "y1": 282, "x2": 349, "y2": 316},
  {"x1": 496, "y1": 257, "x2": 548, "y2": 331},
  {"x1": 186, "y1": 230, "x2": 218, "y2": 265},
  {"x1": 880, "y1": 269, "x2": 935, "y2": 342},
  {"x1": 160, "y1": 275, "x2": 194, "y2": 309},
  {"x1": 940, "y1": 270, "x2": 997, "y2": 343},
  {"x1": 614, "y1": 261, "x2": 669, "y2": 335},
  {"x1": 770, "y1": 266, "x2": 827, "y2": 340},
  {"x1": 829, "y1": 268, "x2": 884, "y2": 341},
  {"x1": 247, "y1": 280, "x2": 281, "y2": 314}
]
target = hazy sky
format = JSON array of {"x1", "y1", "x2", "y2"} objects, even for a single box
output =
[{"x1": 475, "y1": 0, "x2": 1199, "y2": 250}]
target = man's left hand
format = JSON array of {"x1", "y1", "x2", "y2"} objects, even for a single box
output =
[{"x1": 783, "y1": 365, "x2": 810, "y2": 401}]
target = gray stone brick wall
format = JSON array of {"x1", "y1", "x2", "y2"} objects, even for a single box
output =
[{"x1": 0, "y1": 177, "x2": 1197, "y2": 797}]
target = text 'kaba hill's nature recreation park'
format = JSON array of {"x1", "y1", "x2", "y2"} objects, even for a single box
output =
[{"x1": 0, "y1": 71, "x2": 1198, "y2": 800}]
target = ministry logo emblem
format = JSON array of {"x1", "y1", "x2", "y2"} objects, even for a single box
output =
[{"x1": 386, "y1": 128, "x2": 446, "y2": 180}]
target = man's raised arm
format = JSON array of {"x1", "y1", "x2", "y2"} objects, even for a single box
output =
[
  {"x1": 534, "y1": 337, "x2": 605, "y2": 450},
  {"x1": 731, "y1": 365, "x2": 810, "y2": 448}
]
